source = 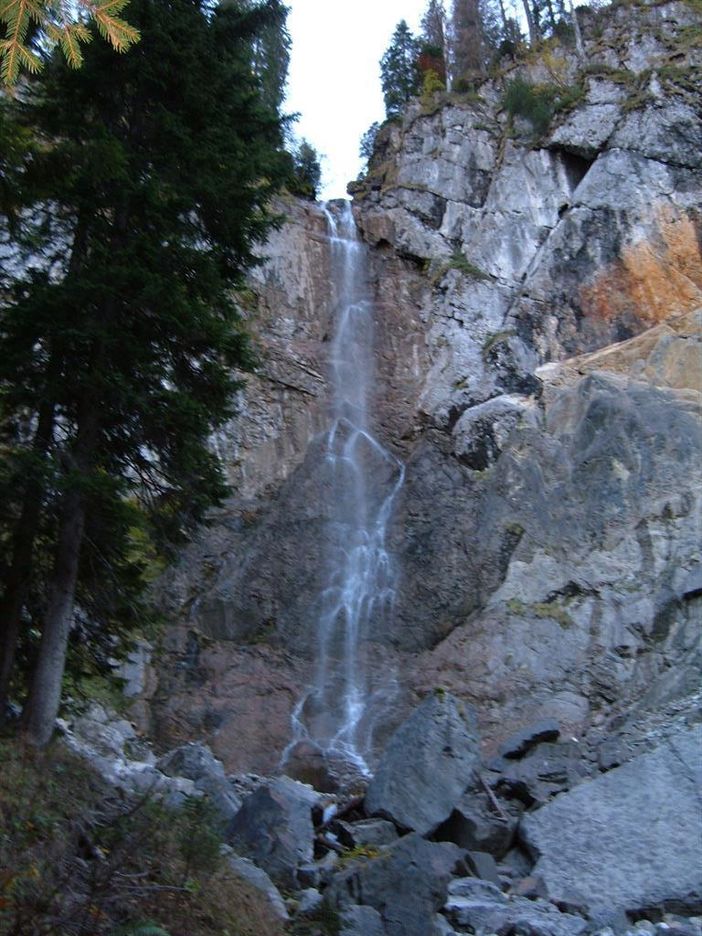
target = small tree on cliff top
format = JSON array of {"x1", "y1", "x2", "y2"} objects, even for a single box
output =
[{"x1": 380, "y1": 20, "x2": 421, "y2": 119}]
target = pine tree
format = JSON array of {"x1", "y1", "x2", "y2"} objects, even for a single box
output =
[
  {"x1": 0, "y1": 0, "x2": 288, "y2": 743},
  {"x1": 359, "y1": 121, "x2": 380, "y2": 168},
  {"x1": 421, "y1": 0, "x2": 447, "y2": 51},
  {"x1": 380, "y1": 20, "x2": 421, "y2": 119},
  {"x1": 244, "y1": 0, "x2": 291, "y2": 117},
  {"x1": 450, "y1": 0, "x2": 487, "y2": 86},
  {"x1": 419, "y1": 0, "x2": 448, "y2": 87},
  {"x1": 290, "y1": 138, "x2": 322, "y2": 200}
]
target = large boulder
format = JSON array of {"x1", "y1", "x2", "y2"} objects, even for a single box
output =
[
  {"x1": 329, "y1": 833, "x2": 465, "y2": 936},
  {"x1": 498, "y1": 719, "x2": 561, "y2": 759},
  {"x1": 225, "y1": 854, "x2": 289, "y2": 922},
  {"x1": 340, "y1": 905, "x2": 386, "y2": 936},
  {"x1": 365, "y1": 692, "x2": 481, "y2": 834},
  {"x1": 434, "y1": 791, "x2": 517, "y2": 858},
  {"x1": 444, "y1": 878, "x2": 588, "y2": 936},
  {"x1": 520, "y1": 726, "x2": 702, "y2": 915},
  {"x1": 225, "y1": 776, "x2": 318, "y2": 887},
  {"x1": 157, "y1": 741, "x2": 242, "y2": 827}
]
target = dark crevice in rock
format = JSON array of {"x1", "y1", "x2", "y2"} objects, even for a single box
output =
[{"x1": 560, "y1": 149, "x2": 597, "y2": 191}]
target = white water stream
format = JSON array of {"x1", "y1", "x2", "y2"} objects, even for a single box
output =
[{"x1": 284, "y1": 201, "x2": 404, "y2": 775}]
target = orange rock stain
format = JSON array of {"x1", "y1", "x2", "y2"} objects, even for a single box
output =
[{"x1": 579, "y1": 207, "x2": 702, "y2": 327}]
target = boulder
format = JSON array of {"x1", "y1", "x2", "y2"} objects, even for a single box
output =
[
  {"x1": 226, "y1": 855, "x2": 288, "y2": 922},
  {"x1": 329, "y1": 833, "x2": 465, "y2": 936},
  {"x1": 334, "y1": 818, "x2": 399, "y2": 849},
  {"x1": 520, "y1": 726, "x2": 702, "y2": 915},
  {"x1": 340, "y1": 905, "x2": 386, "y2": 936},
  {"x1": 498, "y1": 719, "x2": 561, "y2": 759},
  {"x1": 226, "y1": 776, "x2": 318, "y2": 887},
  {"x1": 444, "y1": 877, "x2": 589, "y2": 936},
  {"x1": 434, "y1": 790, "x2": 517, "y2": 858},
  {"x1": 157, "y1": 742, "x2": 241, "y2": 827},
  {"x1": 157, "y1": 741, "x2": 226, "y2": 782},
  {"x1": 364, "y1": 692, "x2": 481, "y2": 834},
  {"x1": 495, "y1": 741, "x2": 589, "y2": 806},
  {"x1": 296, "y1": 888, "x2": 323, "y2": 916}
]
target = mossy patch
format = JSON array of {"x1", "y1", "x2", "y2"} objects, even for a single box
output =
[
  {"x1": 507, "y1": 597, "x2": 575, "y2": 629},
  {"x1": 482, "y1": 329, "x2": 517, "y2": 359}
]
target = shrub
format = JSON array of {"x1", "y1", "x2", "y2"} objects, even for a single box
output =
[
  {"x1": 0, "y1": 740, "x2": 285, "y2": 936},
  {"x1": 503, "y1": 77, "x2": 585, "y2": 136}
]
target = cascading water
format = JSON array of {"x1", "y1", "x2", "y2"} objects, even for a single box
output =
[{"x1": 284, "y1": 201, "x2": 404, "y2": 776}]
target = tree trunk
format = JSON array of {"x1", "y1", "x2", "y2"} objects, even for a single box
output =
[
  {"x1": 22, "y1": 403, "x2": 98, "y2": 747},
  {"x1": 497, "y1": 0, "x2": 509, "y2": 34},
  {"x1": 21, "y1": 486, "x2": 86, "y2": 746},
  {"x1": 544, "y1": 0, "x2": 557, "y2": 33},
  {"x1": 0, "y1": 400, "x2": 56, "y2": 716},
  {"x1": 522, "y1": 0, "x2": 540, "y2": 44}
]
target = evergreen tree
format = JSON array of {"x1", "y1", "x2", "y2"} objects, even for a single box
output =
[
  {"x1": 421, "y1": 0, "x2": 447, "y2": 54},
  {"x1": 419, "y1": 0, "x2": 448, "y2": 87},
  {"x1": 359, "y1": 121, "x2": 380, "y2": 168},
  {"x1": 380, "y1": 20, "x2": 421, "y2": 119},
  {"x1": 289, "y1": 138, "x2": 322, "y2": 200},
  {"x1": 0, "y1": 0, "x2": 288, "y2": 742},
  {"x1": 450, "y1": 0, "x2": 487, "y2": 85},
  {"x1": 245, "y1": 0, "x2": 291, "y2": 117}
]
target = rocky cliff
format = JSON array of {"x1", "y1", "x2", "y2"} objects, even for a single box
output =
[{"x1": 144, "y1": 0, "x2": 701, "y2": 779}]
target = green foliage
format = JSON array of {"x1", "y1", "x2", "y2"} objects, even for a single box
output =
[
  {"x1": 0, "y1": 0, "x2": 290, "y2": 735},
  {"x1": 380, "y1": 19, "x2": 421, "y2": 119},
  {"x1": 359, "y1": 120, "x2": 381, "y2": 167},
  {"x1": 289, "y1": 902, "x2": 341, "y2": 936},
  {"x1": 339, "y1": 843, "x2": 381, "y2": 865},
  {"x1": 0, "y1": 740, "x2": 286, "y2": 935},
  {"x1": 430, "y1": 250, "x2": 489, "y2": 287},
  {"x1": 246, "y1": 0, "x2": 291, "y2": 116},
  {"x1": 421, "y1": 67, "x2": 445, "y2": 105},
  {"x1": 448, "y1": 250, "x2": 488, "y2": 279},
  {"x1": 288, "y1": 138, "x2": 322, "y2": 200},
  {"x1": 0, "y1": 0, "x2": 139, "y2": 85},
  {"x1": 502, "y1": 76, "x2": 584, "y2": 135},
  {"x1": 506, "y1": 597, "x2": 574, "y2": 629}
]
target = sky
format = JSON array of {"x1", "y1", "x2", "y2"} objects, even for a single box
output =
[{"x1": 285, "y1": 0, "x2": 430, "y2": 200}]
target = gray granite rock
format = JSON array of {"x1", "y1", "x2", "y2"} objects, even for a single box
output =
[
  {"x1": 340, "y1": 905, "x2": 386, "y2": 936},
  {"x1": 157, "y1": 742, "x2": 241, "y2": 827},
  {"x1": 329, "y1": 833, "x2": 465, "y2": 936},
  {"x1": 226, "y1": 776, "x2": 318, "y2": 887},
  {"x1": 335, "y1": 818, "x2": 399, "y2": 849},
  {"x1": 445, "y1": 878, "x2": 589, "y2": 936},
  {"x1": 434, "y1": 791, "x2": 517, "y2": 858},
  {"x1": 520, "y1": 725, "x2": 702, "y2": 915},
  {"x1": 499, "y1": 719, "x2": 562, "y2": 759},
  {"x1": 226, "y1": 855, "x2": 288, "y2": 922},
  {"x1": 365, "y1": 692, "x2": 481, "y2": 834}
]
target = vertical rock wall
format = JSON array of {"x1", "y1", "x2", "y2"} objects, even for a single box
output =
[{"x1": 146, "y1": 0, "x2": 702, "y2": 774}]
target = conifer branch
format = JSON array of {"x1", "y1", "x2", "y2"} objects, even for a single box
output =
[{"x1": 0, "y1": 0, "x2": 137, "y2": 84}]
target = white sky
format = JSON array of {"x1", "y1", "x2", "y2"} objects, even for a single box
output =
[{"x1": 285, "y1": 0, "x2": 429, "y2": 199}]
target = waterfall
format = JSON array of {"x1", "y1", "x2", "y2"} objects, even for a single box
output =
[{"x1": 284, "y1": 201, "x2": 404, "y2": 776}]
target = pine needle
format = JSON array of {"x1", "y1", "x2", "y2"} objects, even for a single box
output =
[{"x1": 1, "y1": 0, "x2": 138, "y2": 84}]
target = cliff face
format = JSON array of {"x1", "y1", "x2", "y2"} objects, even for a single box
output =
[{"x1": 147, "y1": 0, "x2": 702, "y2": 774}]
